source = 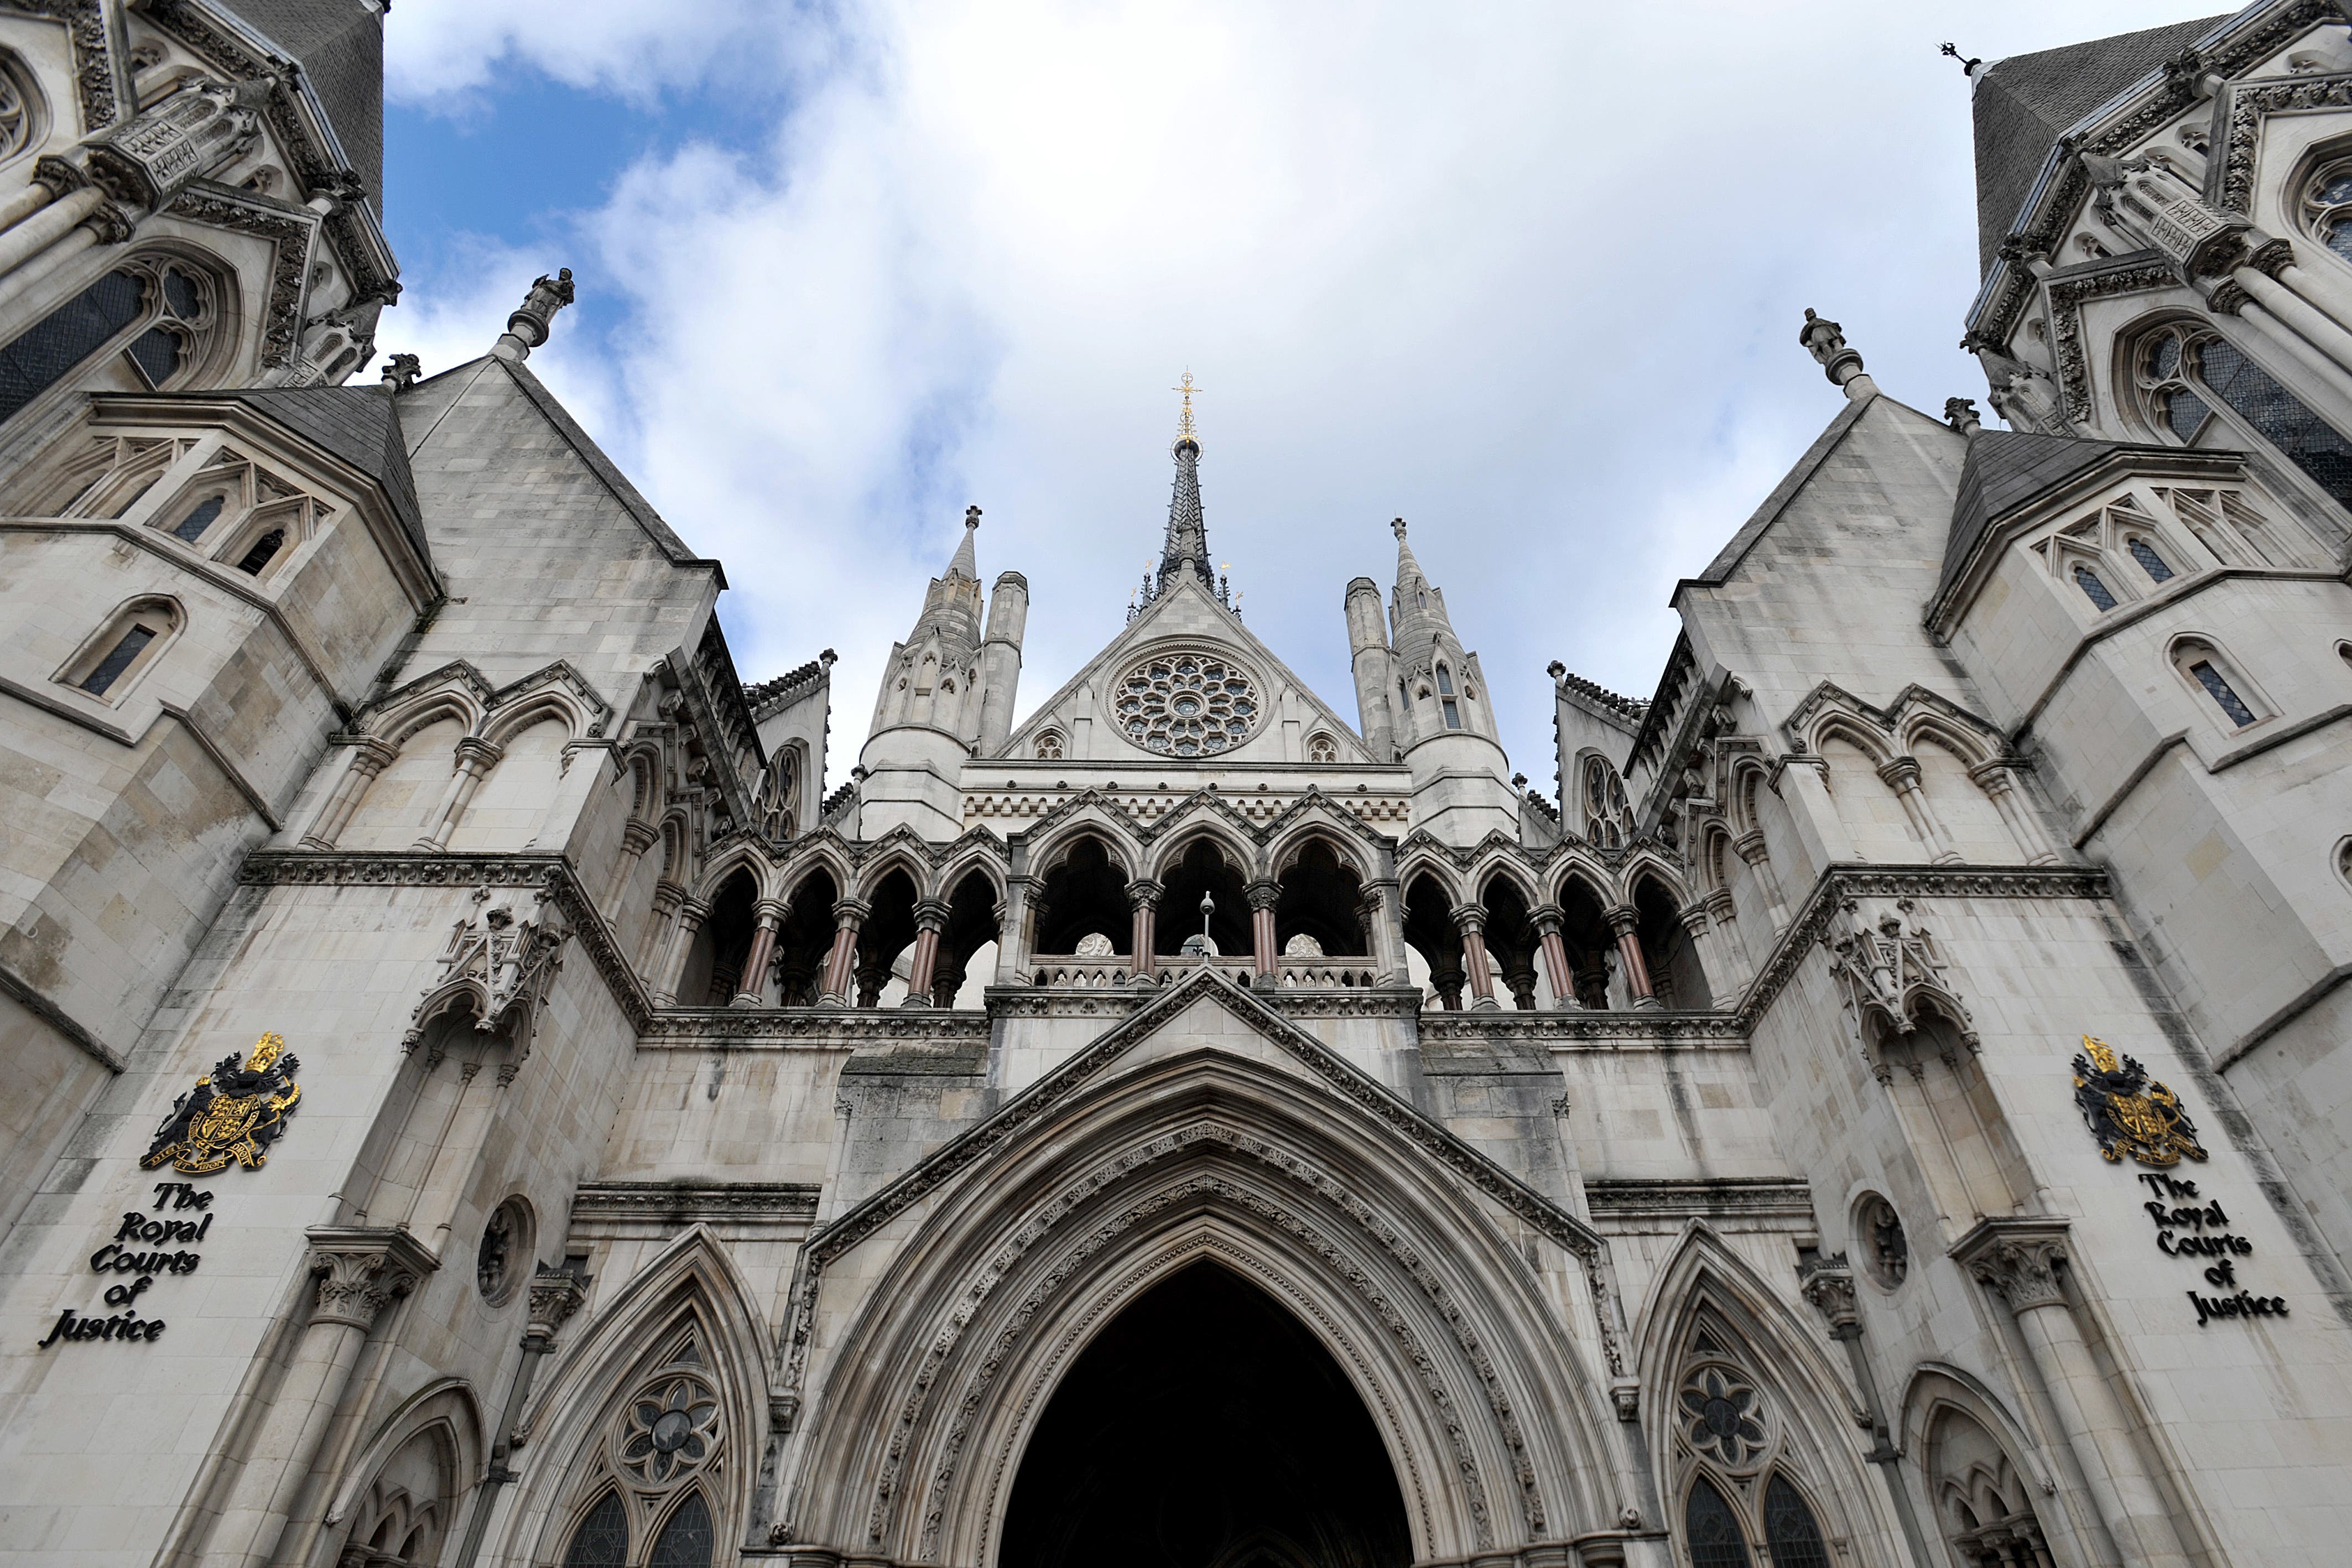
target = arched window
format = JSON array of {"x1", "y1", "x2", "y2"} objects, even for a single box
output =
[
  {"x1": 1434, "y1": 665, "x2": 1460, "y2": 729},
  {"x1": 1035, "y1": 730, "x2": 1063, "y2": 760},
  {"x1": 1581, "y1": 756, "x2": 1632, "y2": 850},
  {"x1": 2135, "y1": 324, "x2": 2352, "y2": 507},
  {"x1": 0, "y1": 256, "x2": 220, "y2": 425},
  {"x1": 1761, "y1": 1475, "x2": 1832, "y2": 1568},
  {"x1": 2126, "y1": 536, "x2": 2173, "y2": 582},
  {"x1": 2302, "y1": 161, "x2": 2352, "y2": 263},
  {"x1": 560, "y1": 1491, "x2": 628, "y2": 1568},
  {"x1": 0, "y1": 50, "x2": 42, "y2": 166},
  {"x1": 646, "y1": 1493, "x2": 712, "y2": 1568},
  {"x1": 233, "y1": 527, "x2": 285, "y2": 575},
  {"x1": 1684, "y1": 1476, "x2": 1751, "y2": 1568},
  {"x1": 2174, "y1": 639, "x2": 2260, "y2": 728},
  {"x1": 170, "y1": 494, "x2": 225, "y2": 543},
  {"x1": 1306, "y1": 732, "x2": 1338, "y2": 764},
  {"x1": 59, "y1": 597, "x2": 178, "y2": 700},
  {"x1": 2073, "y1": 564, "x2": 2117, "y2": 611}
]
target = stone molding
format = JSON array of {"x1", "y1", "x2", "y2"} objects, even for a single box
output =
[
  {"x1": 1583, "y1": 1178, "x2": 1817, "y2": 1225},
  {"x1": 303, "y1": 1225, "x2": 438, "y2": 1330},
  {"x1": 569, "y1": 1181, "x2": 821, "y2": 1228},
  {"x1": 639, "y1": 1009, "x2": 988, "y2": 1047},
  {"x1": 1950, "y1": 1217, "x2": 2073, "y2": 1313},
  {"x1": 1417, "y1": 1011, "x2": 1746, "y2": 1046},
  {"x1": 162, "y1": 187, "x2": 318, "y2": 367}
]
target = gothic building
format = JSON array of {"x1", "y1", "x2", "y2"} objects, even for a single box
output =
[{"x1": 5, "y1": 2, "x2": 2352, "y2": 1567}]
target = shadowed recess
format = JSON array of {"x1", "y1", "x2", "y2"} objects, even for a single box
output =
[{"x1": 998, "y1": 1261, "x2": 1411, "y2": 1568}]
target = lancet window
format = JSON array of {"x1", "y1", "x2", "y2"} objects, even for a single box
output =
[
  {"x1": 0, "y1": 256, "x2": 221, "y2": 426},
  {"x1": 1434, "y1": 664, "x2": 1460, "y2": 729},
  {"x1": 1581, "y1": 755, "x2": 1633, "y2": 849},
  {"x1": 2172, "y1": 638, "x2": 2262, "y2": 728},
  {"x1": 1666, "y1": 1318, "x2": 1841, "y2": 1568},
  {"x1": 549, "y1": 1325, "x2": 726, "y2": 1568},
  {"x1": 59, "y1": 597, "x2": 178, "y2": 700},
  {"x1": 2134, "y1": 324, "x2": 2352, "y2": 508}
]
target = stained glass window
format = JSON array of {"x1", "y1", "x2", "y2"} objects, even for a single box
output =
[
  {"x1": 648, "y1": 1492, "x2": 713, "y2": 1568},
  {"x1": 171, "y1": 496, "x2": 222, "y2": 543},
  {"x1": 1762, "y1": 1475, "x2": 1832, "y2": 1568},
  {"x1": 2127, "y1": 538, "x2": 2173, "y2": 582},
  {"x1": 560, "y1": 1491, "x2": 627, "y2": 1568},
  {"x1": 235, "y1": 528, "x2": 285, "y2": 575},
  {"x1": 2189, "y1": 661, "x2": 2257, "y2": 727},
  {"x1": 1684, "y1": 1476, "x2": 1753, "y2": 1568},
  {"x1": 2196, "y1": 337, "x2": 2352, "y2": 505},
  {"x1": 77, "y1": 623, "x2": 154, "y2": 695},
  {"x1": 2074, "y1": 565, "x2": 2117, "y2": 611},
  {"x1": 0, "y1": 269, "x2": 145, "y2": 423}
]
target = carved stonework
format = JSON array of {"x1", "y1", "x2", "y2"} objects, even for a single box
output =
[
  {"x1": 404, "y1": 883, "x2": 570, "y2": 1058},
  {"x1": 305, "y1": 1227, "x2": 437, "y2": 1330},
  {"x1": 161, "y1": 190, "x2": 316, "y2": 366},
  {"x1": 1797, "y1": 1253, "x2": 1859, "y2": 1332},
  {"x1": 1820, "y1": 897, "x2": 1978, "y2": 1054},
  {"x1": 1954, "y1": 1221, "x2": 2070, "y2": 1314}
]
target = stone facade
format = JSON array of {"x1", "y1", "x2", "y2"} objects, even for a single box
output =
[{"x1": 6, "y1": 3, "x2": 2352, "y2": 1568}]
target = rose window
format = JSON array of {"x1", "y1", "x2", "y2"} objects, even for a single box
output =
[
  {"x1": 1679, "y1": 1366, "x2": 1766, "y2": 1467},
  {"x1": 613, "y1": 1372, "x2": 721, "y2": 1488},
  {"x1": 1113, "y1": 650, "x2": 1261, "y2": 757}
]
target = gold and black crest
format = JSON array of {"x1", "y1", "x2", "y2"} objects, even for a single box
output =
[
  {"x1": 141, "y1": 1033, "x2": 303, "y2": 1176},
  {"x1": 2070, "y1": 1035, "x2": 2205, "y2": 1168}
]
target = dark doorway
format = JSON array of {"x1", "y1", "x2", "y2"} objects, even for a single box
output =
[{"x1": 998, "y1": 1262, "x2": 1411, "y2": 1568}]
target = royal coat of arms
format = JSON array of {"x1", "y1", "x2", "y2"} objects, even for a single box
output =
[
  {"x1": 141, "y1": 1033, "x2": 303, "y2": 1175},
  {"x1": 2070, "y1": 1035, "x2": 2205, "y2": 1168}
]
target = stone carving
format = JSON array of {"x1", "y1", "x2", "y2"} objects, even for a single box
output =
[
  {"x1": 1798, "y1": 307, "x2": 1864, "y2": 388},
  {"x1": 2070, "y1": 1035, "x2": 2208, "y2": 1168},
  {"x1": 1677, "y1": 1362, "x2": 1768, "y2": 1468},
  {"x1": 504, "y1": 267, "x2": 575, "y2": 350},
  {"x1": 81, "y1": 79, "x2": 261, "y2": 205},
  {"x1": 1820, "y1": 897, "x2": 1978, "y2": 1051},
  {"x1": 1963, "y1": 1233, "x2": 2068, "y2": 1313},
  {"x1": 1797, "y1": 1252, "x2": 1859, "y2": 1331},
  {"x1": 162, "y1": 191, "x2": 315, "y2": 366},
  {"x1": 140, "y1": 1032, "x2": 301, "y2": 1175},
  {"x1": 1111, "y1": 647, "x2": 1262, "y2": 757},
  {"x1": 403, "y1": 884, "x2": 570, "y2": 1056},
  {"x1": 525, "y1": 1262, "x2": 589, "y2": 1341},
  {"x1": 12, "y1": 0, "x2": 118, "y2": 133},
  {"x1": 306, "y1": 1228, "x2": 435, "y2": 1329}
]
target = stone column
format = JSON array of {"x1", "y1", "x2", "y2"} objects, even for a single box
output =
[
  {"x1": 819, "y1": 898, "x2": 870, "y2": 1005},
  {"x1": 902, "y1": 899, "x2": 949, "y2": 1007},
  {"x1": 299, "y1": 739, "x2": 396, "y2": 850},
  {"x1": 1454, "y1": 905, "x2": 1501, "y2": 1010},
  {"x1": 732, "y1": 899, "x2": 787, "y2": 1008},
  {"x1": 1878, "y1": 756, "x2": 1956, "y2": 864},
  {"x1": 1529, "y1": 904, "x2": 1577, "y2": 1010},
  {"x1": 993, "y1": 877, "x2": 1031, "y2": 984},
  {"x1": 1970, "y1": 760, "x2": 2058, "y2": 866},
  {"x1": 1732, "y1": 830, "x2": 1791, "y2": 930},
  {"x1": 1958, "y1": 1223, "x2": 2190, "y2": 1568},
  {"x1": 649, "y1": 895, "x2": 709, "y2": 1007},
  {"x1": 414, "y1": 737, "x2": 501, "y2": 852},
  {"x1": 409, "y1": 1061, "x2": 515, "y2": 1249},
  {"x1": 1704, "y1": 888, "x2": 1750, "y2": 987},
  {"x1": 1364, "y1": 879, "x2": 1407, "y2": 987},
  {"x1": 1128, "y1": 878, "x2": 1162, "y2": 983},
  {"x1": 1605, "y1": 904, "x2": 1656, "y2": 1008},
  {"x1": 1678, "y1": 901, "x2": 1737, "y2": 1008},
  {"x1": 447, "y1": 1264, "x2": 591, "y2": 1568},
  {"x1": 604, "y1": 818, "x2": 660, "y2": 907},
  {"x1": 0, "y1": 182, "x2": 122, "y2": 308},
  {"x1": 1798, "y1": 1256, "x2": 1938, "y2": 1568},
  {"x1": 1246, "y1": 881, "x2": 1280, "y2": 984},
  {"x1": 205, "y1": 1230, "x2": 436, "y2": 1568}
]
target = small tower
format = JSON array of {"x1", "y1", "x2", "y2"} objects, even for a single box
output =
[
  {"x1": 1344, "y1": 575, "x2": 1398, "y2": 760},
  {"x1": 1157, "y1": 372, "x2": 1217, "y2": 598},
  {"x1": 858, "y1": 506, "x2": 1000, "y2": 837},
  {"x1": 1386, "y1": 518, "x2": 1518, "y2": 845}
]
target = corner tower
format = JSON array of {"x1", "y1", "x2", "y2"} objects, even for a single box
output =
[{"x1": 1386, "y1": 518, "x2": 1517, "y2": 843}]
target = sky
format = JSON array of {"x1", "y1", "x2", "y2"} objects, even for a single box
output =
[{"x1": 369, "y1": 0, "x2": 2231, "y2": 793}]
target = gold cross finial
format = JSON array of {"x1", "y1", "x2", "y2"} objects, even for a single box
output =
[{"x1": 1172, "y1": 370, "x2": 1201, "y2": 444}]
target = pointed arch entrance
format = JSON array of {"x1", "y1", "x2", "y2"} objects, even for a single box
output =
[{"x1": 998, "y1": 1260, "x2": 1410, "y2": 1568}]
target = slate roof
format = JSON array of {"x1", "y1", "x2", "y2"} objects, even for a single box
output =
[
  {"x1": 1970, "y1": 15, "x2": 2226, "y2": 277},
  {"x1": 231, "y1": 385, "x2": 425, "y2": 566},
  {"x1": 1938, "y1": 428, "x2": 2138, "y2": 604},
  {"x1": 219, "y1": 0, "x2": 385, "y2": 206}
]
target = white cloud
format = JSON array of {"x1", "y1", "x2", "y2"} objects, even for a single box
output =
[
  {"x1": 382, "y1": 0, "x2": 809, "y2": 103},
  {"x1": 373, "y1": 0, "x2": 2230, "y2": 788}
]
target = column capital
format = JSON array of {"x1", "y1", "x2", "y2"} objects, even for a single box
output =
[
  {"x1": 1246, "y1": 880, "x2": 1281, "y2": 913},
  {"x1": 1875, "y1": 754, "x2": 1923, "y2": 791},
  {"x1": 913, "y1": 898, "x2": 951, "y2": 931},
  {"x1": 1126, "y1": 878, "x2": 1164, "y2": 910},
  {"x1": 1731, "y1": 830, "x2": 1771, "y2": 867},
  {"x1": 1703, "y1": 887, "x2": 1736, "y2": 921},
  {"x1": 1603, "y1": 903, "x2": 1640, "y2": 938},
  {"x1": 1797, "y1": 1254, "x2": 1860, "y2": 1333},
  {"x1": 830, "y1": 897, "x2": 872, "y2": 927},
  {"x1": 454, "y1": 735, "x2": 506, "y2": 772},
  {"x1": 347, "y1": 736, "x2": 399, "y2": 774},
  {"x1": 525, "y1": 1262, "x2": 591, "y2": 1346},
  {"x1": 1966, "y1": 757, "x2": 2022, "y2": 791},
  {"x1": 1527, "y1": 903, "x2": 1565, "y2": 936},
  {"x1": 620, "y1": 818, "x2": 660, "y2": 854},
  {"x1": 674, "y1": 895, "x2": 713, "y2": 928},
  {"x1": 1451, "y1": 903, "x2": 1489, "y2": 936},
  {"x1": 303, "y1": 1226, "x2": 439, "y2": 1330},
  {"x1": 1951, "y1": 1218, "x2": 2071, "y2": 1313}
]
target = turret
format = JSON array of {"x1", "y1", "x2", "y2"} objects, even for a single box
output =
[
  {"x1": 976, "y1": 569, "x2": 1029, "y2": 756},
  {"x1": 857, "y1": 506, "x2": 992, "y2": 838},
  {"x1": 1386, "y1": 518, "x2": 1518, "y2": 845},
  {"x1": 1344, "y1": 575, "x2": 1398, "y2": 759}
]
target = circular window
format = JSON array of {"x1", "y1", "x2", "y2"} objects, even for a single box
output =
[
  {"x1": 477, "y1": 1195, "x2": 534, "y2": 1305},
  {"x1": 1854, "y1": 1192, "x2": 1908, "y2": 1290},
  {"x1": 1111, "y1": 648, "x2": 1262, "y2": 757}
]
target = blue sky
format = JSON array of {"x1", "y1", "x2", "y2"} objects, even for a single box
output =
[{"x1": 372, "y1": 0, "x2": 2231, "y2": 790}]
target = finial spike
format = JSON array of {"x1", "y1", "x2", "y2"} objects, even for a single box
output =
[{"x1": 1172, "y1": 370, "x2": 1202, "y2": 450}]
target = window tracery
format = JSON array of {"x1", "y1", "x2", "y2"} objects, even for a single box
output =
[
  {"x1": 1580, "y1": 756, "x2": 1633, "y2": 850},
  {"x1": 1111, "y1": 648, "x2": 1261, "y2": 756},
  {"x1": 1667, "y1": 1319, "x2": 1841, "y2": 1568},
  {"x1": 0, "y1": 51, "x2": 40, "y2": 165},
  {"x1": 2134, "y1": 323, "x2": 2352, "y2": 507},
  {"x1": 0, "y1": 256, "x2": 221, "y2": 426},
  {"x1": 1306, "y1": 732, "x2": 1338, "y2": 764},
  {"x1": 551, "y1": 1325, "x2": 728, "y2": 1568},
  {"x1": 2302, "y1": 162, "x2": 2352, "y2": 263},
  {"x1": 1034, "y1": 730, "x2": 1063, "y2": 760}
]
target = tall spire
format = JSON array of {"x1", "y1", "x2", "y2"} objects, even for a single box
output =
[
  {"x1": 948, "y1": 504, "x2": 980, "y2": 580},
  {"x1": 1158, "y1": 372, "x2": 1215, "y2": 595}
]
